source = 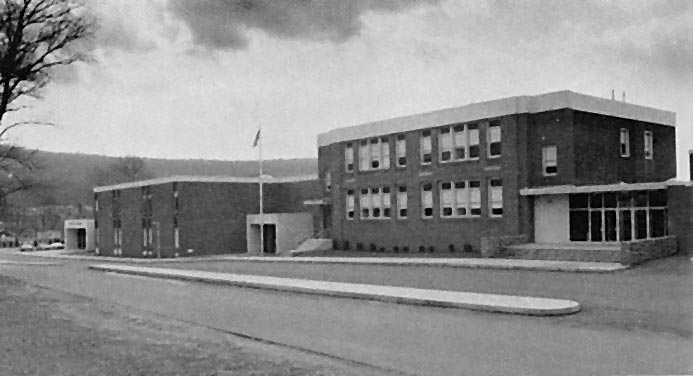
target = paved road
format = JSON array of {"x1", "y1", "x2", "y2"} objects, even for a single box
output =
[{"x1": 0, "y1": 252, "x2": 691, "y2": 375}]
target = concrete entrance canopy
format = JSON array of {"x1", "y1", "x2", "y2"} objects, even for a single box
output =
[
  {"x1": 519, "y1": 182, "x2": 669, "y2": 196},
  {"x1": 64, "y1": 219, "x2": 95, "y2": 251},
  {"x1": 246, "y1": 213, "x2": 313, "y2": 256}
]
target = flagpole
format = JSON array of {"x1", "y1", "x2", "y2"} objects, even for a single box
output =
[{"x1": 258, "y1": 123, "x2": 264, "y2": 255}]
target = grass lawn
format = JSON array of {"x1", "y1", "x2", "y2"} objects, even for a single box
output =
[{"x1": 0, "y1": 275, "x2": 397, "y2": 376}]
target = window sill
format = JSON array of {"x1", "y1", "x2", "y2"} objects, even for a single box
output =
[
  {"x1": 439, "y1": 158, "x2": 480, "y2": 164},
  {"x1": 487, "y1": 155, "x2": 502, "y2": 160},
  {"x1": 440, "y1": 215, "x2": 482, "y2": 220}
]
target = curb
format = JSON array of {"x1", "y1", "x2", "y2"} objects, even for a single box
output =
[
  {"x1": 194, "y1": 256, "x2": 629, "y2": 273},
  {"x1": 89, "y1": 264, "x2": 582, "y2": 316},
  {"x1": 11, "y1": 250, "x2": 628, "y2": 273}
]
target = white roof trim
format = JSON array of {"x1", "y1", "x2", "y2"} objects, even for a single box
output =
[
  {"x1": 94, "y1": 174, "x2": 318, "y2": 193},
  {"x1": 520, "y1": 182, "x2": 669, "y2": 196},
  {"x1": 317, "y1": 90, "x2": 676, "y2": 147}
]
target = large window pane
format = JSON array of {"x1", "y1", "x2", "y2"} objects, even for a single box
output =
[
  {"x1": 604, "y1": 210, "x2": 617, "y2": 241},
  {"x1": 589, "y1": 193, "x2": 603, "y2": 208},
  {"x1": 649, "y1": 190, "x2": 667, "y2": 207},
  {"x1": 590, "y1": 211, "x2": 603, "y2": 241},
  {"x1": 635, "y1": 209, "x2": 648, "y2": 239},
  {"x1": 569, "y1": 194, "x2": 589, "y2": 209},
  {"x1": 650, "y1": 209, "x2": 667, "y2": 237},
  {"x1": 619, "y1": 210, "x2": 632, "y2": 241},
  {"x1": 634, "y1": 191, "x2": 648, "y2": 207},
  {"x1": 569, "y1": 211, "x2": 588, "y2": 241}
]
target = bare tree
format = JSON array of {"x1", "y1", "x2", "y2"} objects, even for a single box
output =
[
  {"x1": 93, "y1": 156, "x2": 152, "y2": 186},
  {"x1": 0, "y1": 0, "x2": 94, "y2": 201}
]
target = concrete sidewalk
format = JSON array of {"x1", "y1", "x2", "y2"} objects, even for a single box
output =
[
  {"x1": 89, "y1": 264, "x2": 581, "y2": 316},
  {"x1": 10, "y1": 249, "x2": 627, "y2": 272}
]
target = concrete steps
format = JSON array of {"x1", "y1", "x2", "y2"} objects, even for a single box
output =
[{"x1": 290, "y1": 238, "x2": 333, "y2": 257}]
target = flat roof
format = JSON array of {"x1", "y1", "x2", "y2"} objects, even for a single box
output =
[
  {"x1": 93, "y1": 174, "x2": 318, "y2": 193},
  {"x1": 317, "y1": 90, "x2": 676, "y2": 147}
]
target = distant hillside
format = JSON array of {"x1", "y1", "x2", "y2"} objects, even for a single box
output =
[{"x1": 10, "y1": 151, "x2": 317, "y2": 207}]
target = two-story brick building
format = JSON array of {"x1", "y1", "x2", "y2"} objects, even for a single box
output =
[
  {"x1": 316, "y1": 90, "x2": 688, "y2": 263},
  {"x1": 93, "y1": 175, "x2": 320, "y2": 257}
]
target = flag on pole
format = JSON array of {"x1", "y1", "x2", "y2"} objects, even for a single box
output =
[{"x1": 252, "y1": 129, "x2": 261, "y2": 148}]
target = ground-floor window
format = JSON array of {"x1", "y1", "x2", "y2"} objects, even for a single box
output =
[{"x1": 569, "y1": 190, "x2": 667, "y2": 242}]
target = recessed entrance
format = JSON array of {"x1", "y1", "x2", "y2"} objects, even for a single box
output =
[{"x1": 262, "y1": 224, "x2": 276, "y2": 254}]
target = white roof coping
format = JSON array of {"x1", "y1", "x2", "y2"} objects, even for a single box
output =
[
  {"x1": 93, "y1": 174, "x2": 318, "y2": 193},
  {"x1": 317, "y1": 90, "x2": 676, "y2": 147},
  {"x1": 303, "y1": 199, "x2": 326, "y2": 206},
  {"x1": 519, "y1": 182, "x2": 670, "y2": 196}
]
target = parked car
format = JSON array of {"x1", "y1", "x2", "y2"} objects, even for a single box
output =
[
  {"x1": 47, "y1": 242, "x2": 64, "y2": 250},
  {"x1": 19, "y1": 242, "x2": 34, "y2": 252}
]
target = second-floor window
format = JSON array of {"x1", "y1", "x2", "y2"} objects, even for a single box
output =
[
  {"x1": 619, "y1": 128, "x2": 630, "y2": 157},
  {"x1": 644, "y1": 131, "x2": 653, "y2": 160},
  {"x1": 439, "y1": 123, "x2": 480, "y2": 163},
  {"x1": 359, "y1": 137, "x2": 390, "y2": 171},
  {"x1": 325, "y1": 172, "x2": 331, "y2": 193},
  {"x1": 345, "y1": 143, "x2": 354, "y2": 172},
  {"x1": 420, "y1": 131, "x2": 432, "y2": 165},
  {"x1": 542, "y1": 145, "x2": 557, "y2": 176},
  {"x1": 487, "y1": 120, "x2": 501, "y2": 158},
  {"x1": 396, "y1": 134, "x2": 406, "y2": 167}
]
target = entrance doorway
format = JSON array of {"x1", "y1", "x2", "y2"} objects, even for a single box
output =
[
  {"x1": 321, "y1": 205, "x2": 332, "y2": 236},
  {"x1": 262, "y1": 224, "x2": 276, "y2": 254},
  {"x1": 77, "y1": 229, "x2": 87, "y2": 249}
]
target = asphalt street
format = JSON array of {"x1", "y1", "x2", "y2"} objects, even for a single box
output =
[{"x1": 0, "y1": 251, "x2": 691, "y2": 375}]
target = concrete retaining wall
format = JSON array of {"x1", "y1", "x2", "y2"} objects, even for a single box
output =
[
  {"x1": 480, "y1": 235, "x2": 529, "y2": 258},
  {"x1": 619, "y1": 236, "x2": 678, "y2": 265}
]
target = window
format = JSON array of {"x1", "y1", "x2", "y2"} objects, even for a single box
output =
[
  {"x1": 325, "y1": 171, "x2": 331, "y2": 192},
  {"x1": 569, "y1": 190, "x2": 667, "y2": 242},
  {"x1": 174, "y1": 228, "x2": 180, "y2": 249},
  {"x1": 644, "y1": 131, "x2": 653, "y2": 160},
  {"x1": 346, "y1": 190, "x2": 355, "y2": 219},
  {"x1": 469, "y1": 180, "x2": 481, "y2": 216},
  {"x1": 345, "y1": 142, "x2": 354, "y2": 172},
  {"x1": 440, "y1": 123, "x2": 480, "y2": 162},
  {"x1": 542, "y1": 145, "x2": 557, "y2": 176},
  {"x1": 420, "y1": 131, "x2": 432, "y2": 164},
  {"x1": 487, "y1": 120, "x2": 501, "y2": 158},
  {"x1": 397, "y1": 186, "x2": 407, "y2": 218},
  {"x1": 360, "y1": 188, "x2": 369, "y2": 219},
  {"x1": 359, "y1": 140, "x2": 369, "y2": 171},
  {"x1": 489, "y1": 179, "x2": 503, "y2": 216},
  {"x1": 396, "y1": 134, "x2": 406, "y2": 167},
  {"x1": 619, "y1": 128, "x2": 630, "y2": 157},
  {"x1": 439, "y1": 180, "x2": 482, "y2": 218},
  {"x1": 421, "y1": 183, "x2": 433, "y2": 218},
  {"x1": 358, "y1": 137, "x2": 390, "y2": 171},
  {"x1": 359, "y1": 186, "x2": 391, "y2": 220}
]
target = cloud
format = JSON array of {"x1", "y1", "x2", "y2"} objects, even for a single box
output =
[{"x1": 166, "y1": 0, "x2": 442, "y2": 50}]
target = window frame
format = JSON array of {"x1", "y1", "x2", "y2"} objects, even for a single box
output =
[
  {"x1": 358, "y1": 137, "x2": 390, "y2": 172},
  {"x1": 397, "y1": 185, "x2": 407, "y2": 219},
  {"x1": 487, "y1": 120, "x2": 502, "y2": 158},
  {"x1": 644, "y1": 131, "x2": 653, "y2": 160},
  {"x1": 438, "y1": 123, "x2": 481, "y2": 164},
  {"x1": 396, "y1": 134, "x2": 407, "y2": 168},
  {"x1": 438, "y1": 180, "x2": 482, "y2": 218},
  {"x1": 542, "y1": 145, "x2": 558, "y2": 176},
  {"x1": 421, "y1": 183, "x2": 434, "y2": 218},
  {"x1": 619, "y1": 128, "x2": 630, "y2": 158},
  {"x1": 420, "y1": 131, "x2": 432, "y2": 165},
  {"x1": 344, "y1": 142, "x2": 354, "y2": 172},
  {"x1": 346, "y1": 189, "x2": 355, "y2": 220},
  {"x1": 488, "y1": 178, "x2": 503, "y2": 217}
]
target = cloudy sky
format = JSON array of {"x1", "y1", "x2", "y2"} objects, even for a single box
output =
[{"x1": 8, "y1": 0, "x2": 693, "y2": 176}]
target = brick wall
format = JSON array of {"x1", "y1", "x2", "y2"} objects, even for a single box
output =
[
  {"x1": 480, "y1": 234, "x2": 529, "y2": 258},
  {"x1": 619, "y1": 236, "x2": 678, "y2": 265}
]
